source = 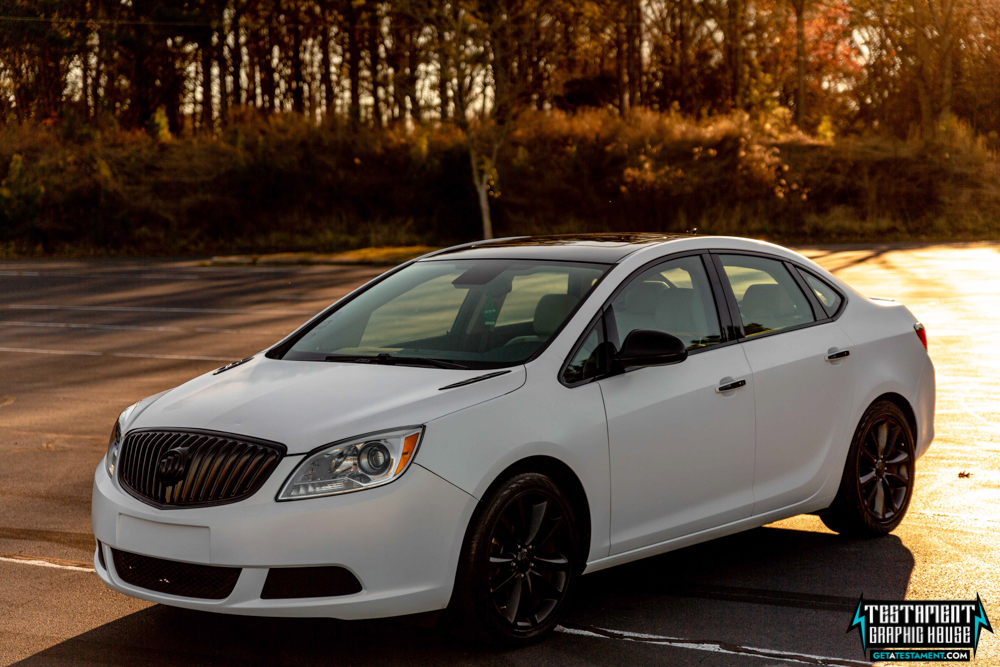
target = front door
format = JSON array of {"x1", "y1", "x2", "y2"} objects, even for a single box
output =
[{"x1": 599, "y1": 254, "x2": 757, "y2": 556}]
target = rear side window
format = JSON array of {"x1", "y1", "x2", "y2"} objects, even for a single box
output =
[
  {"x1": 718, "y1": 255, "x2": 816, "y2": 336},
  {"x1": 801, "y1": 271, "x2": 843, "y2": 318}
]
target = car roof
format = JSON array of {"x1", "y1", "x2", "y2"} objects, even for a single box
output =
[{"x1": 423, "y1": 233, "x2": 703, "y2": 264}]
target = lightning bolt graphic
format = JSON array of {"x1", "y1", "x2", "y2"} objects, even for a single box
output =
[
  {"x1": 848, "y1": 594, "x2": 867, "y2": 655},
  {"x1": 973, "y1": 593, "x2": 993, "y2": 656}
]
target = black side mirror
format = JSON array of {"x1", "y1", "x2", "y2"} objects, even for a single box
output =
[{"x1": 615, "y1": 330, "x2": 688, "y2": 369}]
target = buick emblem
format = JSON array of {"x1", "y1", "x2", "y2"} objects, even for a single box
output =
[{"x1": 157, "y1": 447, "x2": 189, "y2": 485}]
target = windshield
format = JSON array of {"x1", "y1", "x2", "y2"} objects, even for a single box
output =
[{"x1": 282, "y1": 259, "x2": 610, "y2": 369}]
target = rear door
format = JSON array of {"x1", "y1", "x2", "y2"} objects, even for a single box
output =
[{"x1": 712, "y1": 253, "x2": 857, "y2": 515}]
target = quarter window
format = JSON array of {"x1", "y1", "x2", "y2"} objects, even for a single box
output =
[
  {"x1": 562, "y1": 317, "x2": 606, "y2": 385},
  {"x1": 607, "y1": 255, "x2": 723, "y2": 351},
  {"x1": 718, "y1": 255, "x2": 816, "y2": 336},
  {"x1": 801, "y1": 271, "x2": 843, "y2": 318}
]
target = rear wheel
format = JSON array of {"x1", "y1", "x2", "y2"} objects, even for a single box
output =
[
  {"x1": 444, "y1": 472, "x2": 581, "y2": 646},
  {"x1": 820, "y1": 400, "x2": 915, "y2": 536}
]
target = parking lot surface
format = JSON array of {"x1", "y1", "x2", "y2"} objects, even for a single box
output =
[{"x1": 1, "y1": 243, "x2": 998, "y2": 666}]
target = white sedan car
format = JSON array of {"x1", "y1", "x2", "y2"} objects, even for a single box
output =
[{"x1": 92, "y1": 234, "x2": 935, "y2": 644}]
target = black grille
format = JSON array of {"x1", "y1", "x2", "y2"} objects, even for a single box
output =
[
  {"x1": 111, "y1": 548, "x2": 241, "y2": 600},
  {"x1": 117, "y1": 429, "x2": 285, "y2": 509}
]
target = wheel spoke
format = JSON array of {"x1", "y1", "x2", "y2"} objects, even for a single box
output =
[
  {"x1": 884, "y1": 471, "x2": 907, "y2": 485},
  {"x1": 490, "y1": 555, "x2": 515, "y2": 566},
  {"x1": 860, "y1": 447, "x2": 877, "y2": 464},
  {"x1": 532, "y1": 515, "x2": 564, "y2": 549},
  {"x1": 503, "y1": 576, "x2": 523, "y2": 624},
  {"x1": 859, "y1": 471, "x2": 877, "y2": 486},
  {"x1": 864, "y1": 483, "x2": 878, "y2": 512},
  {"x1": 886, "y1": 424, "x2": 901, "y2": 455},
  {"x1": 874, "y1": 480, "x2": 886, "y2": 518},
  {"x1": 529, "y1": 569, "x2": 565, "y2": 598},
  {"x1": 525, "y1": 501, "x2": 547, "y2": 546},
  {"x1": 886, "y1": 451, "x2": 910, "y2": 465},
  {"x1": 491, "y1": 570, "x2": 518, "y2": 594},
  {"x1": 533, "y1": 554, "x2": 570, "y2": 571},
  {"x1": 876, "y1": 422, "x2": 888, "y2": 455}
]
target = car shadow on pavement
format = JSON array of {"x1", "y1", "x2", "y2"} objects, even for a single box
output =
[{"x1": 13, "y1": 524, "x2": 914, "y2": 666}]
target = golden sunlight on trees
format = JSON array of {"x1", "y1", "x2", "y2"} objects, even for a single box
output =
[{"x1": 0, "y1": 0, "x2": 997, "y2": 253}]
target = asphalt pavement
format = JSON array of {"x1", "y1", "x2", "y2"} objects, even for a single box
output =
[{"x1": 1, "y1": 244, "x2": 998, "y2": 666}]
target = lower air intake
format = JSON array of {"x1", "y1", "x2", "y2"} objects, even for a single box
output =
[{"x1": 111, "y1": 549, "x2": 241, "y2": 600}]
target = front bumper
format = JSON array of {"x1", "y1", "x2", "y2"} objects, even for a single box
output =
[{"x1": 91, "y1": 457, "x2": 477, "y2": 619}]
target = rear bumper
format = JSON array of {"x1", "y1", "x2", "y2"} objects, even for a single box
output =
[
  {"x1": 91, "y1": 458, "x2": 476, "y2": 619},
  {"x1": 915, "y1": 354, "x2": 936, "y2": 459}
]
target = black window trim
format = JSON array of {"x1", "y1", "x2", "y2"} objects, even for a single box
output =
[
  {"x1": 559, "y1": 249, "x2": 738, "y2": 387},
  {"x1": 708, "y1": 249, "x2": 849, "y2": 344},
  {"x1": 267, "y1": 256, "x2": 615, "y2": 370}
]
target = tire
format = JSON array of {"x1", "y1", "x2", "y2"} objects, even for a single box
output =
[
  {"x1": 820, "y1": 400, "x2": 916, "y2": 536},
  {"x1": 443, "y1": 472, "x2": 582, "y2": 646}
]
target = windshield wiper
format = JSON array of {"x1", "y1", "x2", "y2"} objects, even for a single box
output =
[{"x1": 324, "y1": 353, "x2": 469, "y2": 370}]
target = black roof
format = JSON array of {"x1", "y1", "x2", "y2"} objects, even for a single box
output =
[{"x1": 426, "y1": 233, "x2": 692, "y2": 263}]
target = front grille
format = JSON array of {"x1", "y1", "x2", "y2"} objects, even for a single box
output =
[
  {"x1": 111, "y1": 548, "x2": 241, "y2": 599},
  {"x1": 118, "y1": 429, "x2": 286, "y2": 509}
]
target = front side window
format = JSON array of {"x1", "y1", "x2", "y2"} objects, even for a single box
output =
[
  {"x1": 607, "y1": 255, "x2": 723, "y2": 351},
  {"x1": 719, "y1": 254, "x2": 816, "y2": 336},
  {"x1": 283, "y1": 259, "x2": 609, "y2": 369}
]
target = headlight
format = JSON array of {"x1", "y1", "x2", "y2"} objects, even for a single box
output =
[
  {"x1": 106, "y1": 403, "x2": 138, "y2": 478},
  {"x1": 277, "y1": 427, "x2": 424, "y2": 501}
]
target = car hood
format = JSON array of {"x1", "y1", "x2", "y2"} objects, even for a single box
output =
[{"x1": 128, "y1": 356, "x2": 527, "y2": 455}]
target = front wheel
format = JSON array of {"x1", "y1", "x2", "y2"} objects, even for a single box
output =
[
  {"x1": 444, "y1": 472, "x2": 581, "y2": 646},
  {"x1": 820, "y1": 400, "x2": 916, "y2": 536}
]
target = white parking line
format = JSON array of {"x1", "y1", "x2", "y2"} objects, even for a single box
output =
[
  {"x1": 4, "y1": 304, "x2": 314, "y2": 316},
  {"x1": 556, "y1": 625, "x2": 869, "y2": 667},
  {"x1": 0, "y1": 554, "x2": 94, "y2": 573},
  {"x1": 0, "y1": 347, "x2": 232, "y2": 362}
]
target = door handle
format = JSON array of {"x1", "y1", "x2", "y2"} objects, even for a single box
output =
[
  {"x1": 716, "y1": 379, "x2": 747, "y2": 393},
  {"x1": 825, "y1": 350, "x2": 850, "y2": 362}
]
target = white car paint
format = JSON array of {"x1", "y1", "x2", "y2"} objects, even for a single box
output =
[{"x1": 92, "y1": 235, "x2": 935, "y2": 617}]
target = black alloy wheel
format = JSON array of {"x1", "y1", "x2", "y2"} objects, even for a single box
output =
[
  {"x1": 857, "y1": 416, "x2": 912, "y2": 521},
  {"x1": 487, "y1": 491, "x2": 573, "y2": 629},
  {"x1": 445, "y1": 472, "x2": 581, "y2": 645},
  {"x1": 821, "y1": 400, "x2": 916, "y2": 536}
]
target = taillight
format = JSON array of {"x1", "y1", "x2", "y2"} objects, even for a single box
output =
[{"x1": 914, "y1": 323, "x2": 927, "y2": 350}]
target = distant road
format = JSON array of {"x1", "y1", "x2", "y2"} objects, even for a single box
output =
[{"x1": 1, "y1": 244, "x2": 998, "y2": 666}]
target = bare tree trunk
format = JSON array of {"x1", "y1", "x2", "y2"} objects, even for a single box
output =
[
  {"x1": 615, "y1": 19, "x2": 627, "y2": 113},
  {"x1": 626, "y1": 0, "x2": 641, "y2": 107},
  {"x1": 231, "y1": 16, "x2": 244, "y2": 106},
  {"x1": 727, "y1": 0, "x2": 744, "y2": 109},
  {"x1": 347, "y1": 4, "x2": 362, "y2": 123},
  {"x1": 438, "y1": 40, "x2": 450, "y2": 120},
  {"x1": 468, "y1": 147, "x2": 494, "y2": 240},
  {"x1": 82, "y1": 36, "x2": 90, "y2": 118},
  {"x1": 201, "y1": 43, "x2": 214, "y2": 129},
  {"x1": 322, "y1": 26, "x2": 335, "y2": 119},
  {"x1": 291, "y1": 23, "x2": 305, "y2": 113},
  {"x1": 218, "y1": 31, "x2": 230, "y2": 122},
  {"x1": 792, "y1": 0, "x2": 806, "y2": 127},
  {"x1": 261, "y1": 28, "x2": 276, "y2": 112},
  {"x1": 369, "y1": 15, "x2": 383, "y2": 126},
  {"x1": 407, "y1": 28, "x2": 421, "y2": 122}
]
